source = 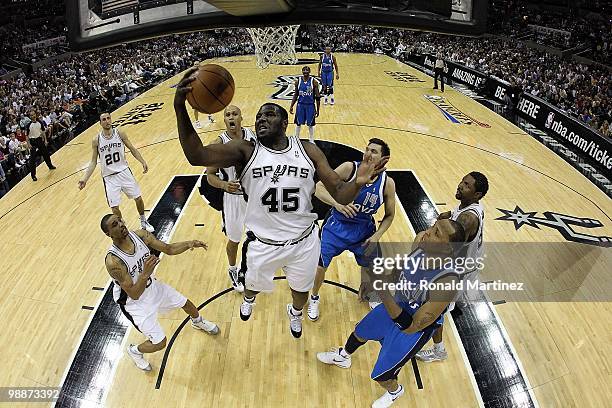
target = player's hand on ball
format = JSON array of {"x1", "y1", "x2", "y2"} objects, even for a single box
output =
[
  {"x1": 335, "y1": 203, "x2": 358, "y2": 218},
  {"x1": 225, "y1": 180, "x2": 241, "y2": 193},
  {"x1": 78, "y1": 180, "x2": 86, "y2": 190},
  {"x1": 355, "y1": 153, "x2": 389, "y2": 186},
  {"x1": 143, "y1": 255, "x2": 160, "y2": 276},
  {"x1": 173, "y1": 67, "x2": 199, "y2": 105},
  {"x1": 190, "y1": 240, "x2": 208, "y2": 250}
]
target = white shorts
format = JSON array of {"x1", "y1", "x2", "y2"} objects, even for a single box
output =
[
  {"x1": 103, "y1": 168, "x2": 142, "y2": 208},
  {"x1": 222, "y1": 192, "x2": 247, "y2": 243},
  {"x1": 241, "y1": 225, "x2": 320, "y2": 293},
  {"x1": 119, "y1": 280, "x2": 187, "y2": 344}
]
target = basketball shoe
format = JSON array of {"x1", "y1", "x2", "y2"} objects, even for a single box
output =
[
  {"x1": 141, "y1": 219, "x2": 155, "y2": 233},
  {"x1": 240, "y1": 297, "x2": 255, "y2": 321},
  {"x1": 191, "y1": 316, "x2": 220, "y2": 335},
  {"x1": 127, "y1": 344, "x2": 152, "y2": 371},
  {"x1": 415, "y1": 347, "x2": 448, "y2": 362},
  {"x1": 286, "y1": 304, "x2": 303, "y2": 338},
  {"x1": 307, "y1": 295, "x2": 320, "y2": 321},
  {"x1": 316, "y1": 347, "x2": 351, "y2": 368},
  {"x1": 372, "y1": 385, "x2": 404, "y2": 408},
  {"x1": 228, "y1": 266, "x2": 244, "y2": 292}
]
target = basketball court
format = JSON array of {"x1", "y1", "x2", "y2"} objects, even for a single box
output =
[{"x1": 0, "y1": 52, "x2": 610, "y2": 407}]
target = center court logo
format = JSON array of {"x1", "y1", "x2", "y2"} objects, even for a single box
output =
[
  {"x1": 269, "y1": 75, "x2": 322, "y2": 100},
  {"x1": 384, "y1": 71, "x2": 426, "y2": 83},
  {"x1": 112, "y1": 103, "x2": 164, "y2": 127},
  {"x1": 424, "y1": 95, "x2": 490, "y2": 127}
]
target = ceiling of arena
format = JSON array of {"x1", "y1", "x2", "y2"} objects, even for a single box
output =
[{"x1": 67, "y1": 0, "x2": 486, "y2": 51}]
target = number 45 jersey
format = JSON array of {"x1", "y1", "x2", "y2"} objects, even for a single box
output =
[
  {"x1": 239, "y1": 136, "x2": 317, "y2": 241},
  {"x1": 98, "y1": 127, "x2": 129, "y2": 177}
]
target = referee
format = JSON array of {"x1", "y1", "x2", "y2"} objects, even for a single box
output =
[
  {"x1": 27, "y1": 113, "x2": 56, "y2": 181},
  {"x1": 433, "y1": 51, "x2": 447, "y2": 92}
]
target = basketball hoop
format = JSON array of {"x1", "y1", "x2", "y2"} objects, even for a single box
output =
[{"x1": 247, "y1": 25, "x2": 299, "y2": 69}]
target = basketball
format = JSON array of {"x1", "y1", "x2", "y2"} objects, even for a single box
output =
[{"x1": 186, "y1": 64, "x2": 235, "y2": 114}]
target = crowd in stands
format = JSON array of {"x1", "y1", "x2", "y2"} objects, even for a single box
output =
[
  {"x1": 0, "y1": 29, "x2": 253, "y2": 195},
  {"x1": 309, "y1": 25, "x2": 612, "y2": 138},
  {"x1": 489, "y1": 0, "x2": 611, "y2": 63}
]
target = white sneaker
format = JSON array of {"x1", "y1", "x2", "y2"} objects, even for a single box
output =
[
  {"x1": 194, "y1": 120, "x2": 202, "y2": 129},
  {"x1": 372, "y1": 385, "x2": 404, "y2": 408},
  {"x1": 240, "y1": 298, "x2": 255, "y2": 321},
  {"x1": 323, "y1": 97, "x2": 328, "y2": 105},
  {"x1": 415, "y1": 347, "x2": 448, "y2": 362},
  {"x1": 307, "y1": 297, "x2": 320, "y2": 321},
  {"x1": 228, "y1": 267, "x2": 244, "y2": 292},
  {"x1": 141, "y1": 219, "x2": 155, "y2": 233},
  {"x1": 330, "y1": 97, "x2": 335, "y2": 105},
  {"x1": 369, "y1": 301, "x2": 382, "y2": 310},
  {"x1": 191, "y1": 318, "x2": 220, "y2": 335},
  {"x1": 286, "y1": 304, "x2": 303, "y2": 338},
  {"x1": 126, "y1": 344, "x2": 152, "y2": 371},
  {"x1": 316, "y1": 347, "x2": 351, "y2": 368},
  {"x1": 208, "y1": 115, "x2": 214, "y2": 123}
]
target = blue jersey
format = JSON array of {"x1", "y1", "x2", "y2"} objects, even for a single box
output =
[
  {"x1": 321, "y1": 53, "x2": 333, "y2": 73},
  {"x1": 331, "y1": 161, "x2": 387, "y2": 224},
  {"x1": 297, "y1": 77, "x2": 315, "y2": 105}
]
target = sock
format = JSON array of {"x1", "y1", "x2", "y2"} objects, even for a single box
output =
[
  {"x1": 295, "y1": 125, "x2": 302, "y2": 138},
  {"x1": 311, "y1": 294, "x2": 319, "y2": 300},
  {"x1": 140, "y1": 215, "x2": 147, "y2": 223},
  {"x1": 308, "y1": 126, "x2": 315, "y2": 142},
  {"x1": 344, "y1": 332, "x2": 366, "y2": 354},
  {"x1": 244, "y1": 296, "x2": 255, "y2": 303},
  {"x1": 229, "y1": 264, "x2": 237, "y2": 270},
  {"x1": 389, "y1": 385, "x2": 402, "y2": 395},
  {"x1": 434, "y1": 341, "x2": 445, "y2": 352},
  {"x1": 191, "y1": 315, "x2": 202, "y2": 323},
  {"x1": 130, "y1": 344, "x2": 142, "y2": 355},
  {"x1": 291, "y1": 305, "x2": 302, "y2": 316}
]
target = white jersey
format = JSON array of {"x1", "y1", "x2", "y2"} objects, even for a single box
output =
[
  {"x1": 217, "y1": 127, "x2": 256, "y2": 195},
  {"x1": 98, "y1": 128, "x2": 128, "y2": 177},
  {"x1": 109, "y1": 231, "x2": 156, "y2": 305},
  {"x1": 240, "y1": 135, "x2": 317, "y2": 241},
  {"x1": 451, "y1": 202, "x2": 484, "y2": 265}
]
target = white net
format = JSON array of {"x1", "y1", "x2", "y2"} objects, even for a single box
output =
[{"x1": 247, "y1": 25, "x2": 299, "y2": 69}]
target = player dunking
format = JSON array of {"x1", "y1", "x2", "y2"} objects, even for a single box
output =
[
  {"x1": 317, "y1": 219, "x2": 465, "y2": 408},
  {"x1": 318, "y1": 47, "x2": 339, "y2": 105},
  {"x1": 206, "y1": 105, "x2": 256, "y2": 292},
  {"x1": 289, "y1": 66, "x2": 321, "y2": 143},
  {"x1": 78, "y1": 113, "x2": 155, "y2": 232},
  {"x1": 101, "y1": 214, "x2": 219, "y2": 372},
  {"x1": 308, "y1": 138, "x2": 396, "y2": 321},
  {"x1": 416, "y1": 171, "x2": 488, "y2": 363},
  {"x1": 174, "y1": 67, "x2": 387, "y2": 338}
]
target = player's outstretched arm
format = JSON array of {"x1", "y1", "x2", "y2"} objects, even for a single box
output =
[
  {"x1": 135, "y1": 230, "x2": 207, "y2": 255},
  {"x1": 78, "y1": 137, "x2": 100, "y2": 189},
  {"x1": 173, "y1": 68, "x2": 248, "y2": 168}
]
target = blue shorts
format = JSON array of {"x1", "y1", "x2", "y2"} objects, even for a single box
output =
[
  {"x1": 355, "y1": 303, "x2": 440, "y2": 381},
  {"x1": 294, "y1": 103, "x2": 316, "y2": 126},
  {"x1": 319, "y1": 215, "x2": 379, "y2": 268},
  {"x1": 321, "y1": 71, "x2": 334, "y2": 87}
]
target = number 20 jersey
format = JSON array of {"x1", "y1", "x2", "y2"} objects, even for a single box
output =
[
  {"x1": 239, "y1": 136, "x2": 317, "y2": 241},
  {"x1": 98, "y1": 128, "x2": 129, "y2": 177}
]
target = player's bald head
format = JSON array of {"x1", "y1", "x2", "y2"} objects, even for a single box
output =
[{"x1": 224, "y1": 105, "x2": 241, "y2": 115}]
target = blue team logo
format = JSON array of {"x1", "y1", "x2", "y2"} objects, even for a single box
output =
[{"x1": 270, "y1": 75, "x2": 322, "y2": 100}]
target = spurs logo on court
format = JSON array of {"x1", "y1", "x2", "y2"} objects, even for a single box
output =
[
  {"x1": 112, "y1": 103, "x2": 164, "y2": 127},
  {"x1": 384, "y1": 71, "x2": 425, "y2": 83},
  {"x1": 496, "y1": 206, "x2": 612, "y2": 246},
  {"x1": 424, "y1": 95, "x2": 490, "y2": 128},
  {"x1": 269, "y1": 75, "x2": 322, "y2": 100}
]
